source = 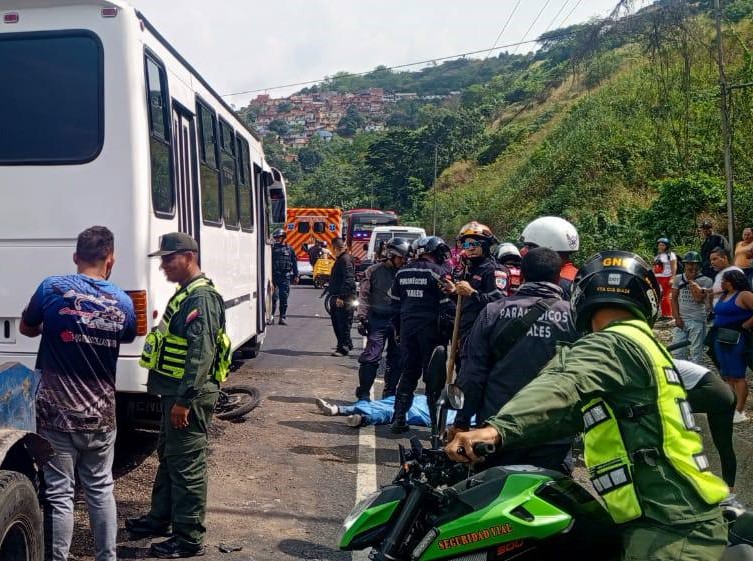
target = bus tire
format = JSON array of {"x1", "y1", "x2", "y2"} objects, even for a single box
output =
[
  {"x1": 215, "y1": 385, "x2": 261, "y2": 421},
  {"x1": 0, "y1": 470, "x2": 43, "y2": 561}
]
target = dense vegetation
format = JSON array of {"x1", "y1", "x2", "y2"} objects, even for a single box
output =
[{"x1": 254, "y1": 0, "x2": 753, "y2": 263}]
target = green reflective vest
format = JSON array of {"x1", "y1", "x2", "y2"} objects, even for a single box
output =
[
  {"x1": 581, "y1": 320, "x2": 728, "y2": 524},
  {"x1": 140, "y1": 277, "x2": 231, "y2": 383}
]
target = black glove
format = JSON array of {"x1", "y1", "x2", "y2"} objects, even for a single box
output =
[{"x1": 357, "y1": 318, "x2": 370, "y2": 336}]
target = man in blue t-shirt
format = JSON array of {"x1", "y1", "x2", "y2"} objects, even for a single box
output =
[{"x1": 20, "y1": 225, "x2": 136, "y2": 561}]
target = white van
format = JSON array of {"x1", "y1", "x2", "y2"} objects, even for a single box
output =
[{"x1": 366, "y1": 226, "x2": 427, "y2": 262}]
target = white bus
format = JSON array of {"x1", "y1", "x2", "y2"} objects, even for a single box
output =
[{"x1": 0, "y1": 0, "x2": 286, "y2": 421}]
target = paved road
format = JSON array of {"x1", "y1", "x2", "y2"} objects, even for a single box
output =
[{"x1": 73, "y1": 285, "x2": 432, "y2": 561}]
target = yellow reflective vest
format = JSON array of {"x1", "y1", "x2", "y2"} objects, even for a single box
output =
[
  {"x1": 140, "y1": 277, "x2": 231, "y2": 383},
  {"x1": 581, "y1": 320, "x2": 728, "y2": 524}
]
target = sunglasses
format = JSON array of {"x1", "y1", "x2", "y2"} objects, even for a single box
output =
[{"x1": 462, "y1": 240, "x2": 483, "y2": 249}]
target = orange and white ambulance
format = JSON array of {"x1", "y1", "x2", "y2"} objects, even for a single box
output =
[{"x1": 284, "y1": 208, "x2": 343, "y2": 277}]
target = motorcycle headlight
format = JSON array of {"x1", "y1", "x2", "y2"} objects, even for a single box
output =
[{"x1": 338, "y1": 490, "x2": 382, "y2": 543}]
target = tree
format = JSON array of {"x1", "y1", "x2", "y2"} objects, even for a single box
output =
[
  {"x1": 336, "y1": 105, "x2": 365, "y2": 138},
  {"x1": 297, "y1": 146, "x2": 324, "y2": 173},
  {"x1": 267, "y1": 119, "x2": 289, "y2": 136}
]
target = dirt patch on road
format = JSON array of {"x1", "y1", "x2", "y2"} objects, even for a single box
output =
[{"x1": 70, "y1": 364, "x2": 357, "y2": 561}]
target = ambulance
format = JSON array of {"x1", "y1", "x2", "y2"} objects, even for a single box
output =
[{"x1": 284, "y1": 208, "x2": 342, "y2": 278}]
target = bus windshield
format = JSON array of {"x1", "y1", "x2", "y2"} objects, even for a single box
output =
[{"x1": 0, "y1": 32, "x2": 103, "y2": 164}]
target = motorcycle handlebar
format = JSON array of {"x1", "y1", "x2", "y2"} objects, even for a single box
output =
[
  {"x1": 473, "y1": 442, "x2": 496, "y2": 457},
  {"x1": 456, "y1": 442, "x2": 496, "y2": 459}
]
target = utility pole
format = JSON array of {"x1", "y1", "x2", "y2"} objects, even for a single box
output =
[
  {"x1": 715, "y1": 0, "x2": 736, "y2": 247},
  {"x1": 432, "y1": 143, "x2": 438, "y2": 236}
]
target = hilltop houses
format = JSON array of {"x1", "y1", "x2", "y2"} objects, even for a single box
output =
[{"x1": 246, "y1": 88, "x2": 457, "y2": 145}]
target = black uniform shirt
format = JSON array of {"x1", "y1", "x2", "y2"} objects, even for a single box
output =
[
  {"x1": 390, "y1": 258, "x2": 450, "y2": 336},
  {"x1": 272, "y1": 243, "x2": 298, "y2": 279},
  {"x1": 455, "y1": 281, "x2": 577, "y2": 428},
  {"x1": 329, "y1": 252, "x2": 356, "y2": 298},
  {"x1": 455, "y1": 256, "x2": 505, "y2": 339}
]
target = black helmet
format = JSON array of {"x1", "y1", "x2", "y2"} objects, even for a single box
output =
[
  {"x1": 657, "y1": 237, "x2": 670, "y2": 248},
  {"x1": 385, "y1": 237, "x2": 410, "y2": 259},
  {"x1": 414, "y1": 236, "x2": 451, "y2": 264},
  {"x1": 572, "y1": 250, "x2": 661, "y2": 332},
  {"x1": 272, "y1": 228, "x2": 286, "y2": 239}
]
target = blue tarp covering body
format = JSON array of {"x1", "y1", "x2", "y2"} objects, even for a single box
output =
[
  {"x1": 0, "y1": 362, "x2": 40, "y2": 432},
  {"x1": 339, "y1": 394, "x2": 468, "y2": 427}
]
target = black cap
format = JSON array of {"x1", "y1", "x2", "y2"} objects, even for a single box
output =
[
  {"x1": 148, "y1": 232, "x2": 198, "y2": 257},
  {"x1": 700, "y1": 220, "x2": 713, "y2": 229}
]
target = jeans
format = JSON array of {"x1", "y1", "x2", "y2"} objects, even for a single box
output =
[
  {"x1": 672, "y1": 319, "x2": 706, "y2": 364},
  {"x1": 40, "y1": 428, "x2": 117, "y2": 561}
]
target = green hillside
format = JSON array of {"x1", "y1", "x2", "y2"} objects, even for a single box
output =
[{"x1": 270, "y1": 0, "x2": 753, "y2": 261}]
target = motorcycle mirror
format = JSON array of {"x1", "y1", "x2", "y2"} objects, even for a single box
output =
[
  {"x1": 425, "y1": 346, "x2": 447, "y2": 396},
  {"x1": 446, "y1": 384, "x2": 465, "y2": 410}
]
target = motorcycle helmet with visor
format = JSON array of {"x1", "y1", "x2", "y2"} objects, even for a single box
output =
[{"x1": 572, "y1": 250, "x2": 661, "y2": 332}]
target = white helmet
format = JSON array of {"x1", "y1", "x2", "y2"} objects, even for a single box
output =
[
  {"x1": 496, "y1": 243, "x2": 521, "y2": 262},
  {"x1": 520, "y1": 216, "x2": 579, "y2": 253}
]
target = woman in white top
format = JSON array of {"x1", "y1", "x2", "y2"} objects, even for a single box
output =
[
  {"x1": 733, "y1": 227, "x2": 753, "y2": 269},
  {"x1": 654, "y1": 237, "x2": 677, "y2": 318}
]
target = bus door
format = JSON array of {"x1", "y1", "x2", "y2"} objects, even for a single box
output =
[
  {"x1": 255, "y1": 165, "x2": 269, "y2": 333},
  {"x1": 171, "y1": 103, "x2": 201, "y2": 249}
]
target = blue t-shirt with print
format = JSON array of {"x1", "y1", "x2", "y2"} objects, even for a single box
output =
[{"x1": 22, "y1": 274, "x2": 136, "y2": 432}]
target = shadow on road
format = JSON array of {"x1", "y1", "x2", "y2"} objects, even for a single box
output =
[
  {"x1": 113, "y1": 429, "x2": 158, "y2": 479},
  {"x1": 263, "y1": 348, "x2": 338, "y2": 357},
  {"x1": 289, "y1": 444, "x2": 357, "y2": 463},
  {"x1": 280, "y1": 419, "x2": 354, "y2": 436},
  {"x1": 266, "y1": 395, "x2": 317, "y2": 404},
  {"x1": 284, "y1": 313, "x2": 331, "y2": 320},
  {"x1": 278, "y1": 538, "x2": 350, "y2": 560}
]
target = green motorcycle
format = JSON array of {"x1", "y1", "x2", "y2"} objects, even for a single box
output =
[{"x1": 338, "y1": 385, "x2": 753, "y2": 561}]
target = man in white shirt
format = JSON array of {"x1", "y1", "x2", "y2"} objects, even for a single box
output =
[{"x1": 708, "y1": 247, "x2": 743, "y2": 307}]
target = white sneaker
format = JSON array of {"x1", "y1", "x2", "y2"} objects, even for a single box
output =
[
  {"x1": 315, "y1": 398, "x2": 338, "y2": 416},
  {"x1": 733, "y1": 410, "x2": 748, "y2": 424},
  {"x1": 346, "y1": 414, "x2": 364, "y2": 427}
]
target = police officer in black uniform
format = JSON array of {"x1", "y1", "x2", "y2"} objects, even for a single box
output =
[
  {"x1": 329, "y1": 237, "x2": 357, "y2": 356},
  {"x1": 355, "y1": 237, "x2": 411, "y2": 400},
  {"x1": 390, "y1": 236, "x2": 452, "y2": 433},
  {"x1": 271, "y1": 228, "x2": 298, "y2": 325},
  {"x1": 454, "y1": 247, "x2": 578, "y2": 472},
  {"x1": 444, "y1": 222, "x2": 505, "y2": 368}
]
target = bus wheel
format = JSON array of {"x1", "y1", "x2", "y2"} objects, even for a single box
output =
[
  {"x1": 215, "y1": 386, "x2": 261, "y2": 421},
  {"x1": 0, "y1": 471, "x2": 43, "y2": 561}
]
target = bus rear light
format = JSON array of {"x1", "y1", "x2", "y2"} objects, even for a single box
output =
[
  {"x1": 101, "y1": 7, "x2": 118, "y2": 18},
  {"x1": 3, "y1": 13, "x2": 19, "y2": 23},
  {"x1": 126, "y1": 291, "x2": 148, "y2": 336}
]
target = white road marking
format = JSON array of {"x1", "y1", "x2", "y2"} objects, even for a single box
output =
[{"x1": 353, "y1": 337, "x2": 377, "y2": 561}]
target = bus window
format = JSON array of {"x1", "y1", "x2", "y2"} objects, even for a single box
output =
[
  {"x1": 297, "y1": 222, "x2": 310, "y2": 234},
  {"x1": 197, "y1": 101, "x2": 221, "y2": 224},
  {"x1": 0, "y1": 31, "x2": 103, "y2": 164},
  {"x1": 145, "y1": 54, "x2": 173, "y2": 216},
  {"x1": 313, "y1": 222, "x2": 325, "y2": 233},
  {"x1": 237, "y1": 136, "x2": 254, "y2": 231},
  {"x1": 219, "y1": 120, "x2": 238, "y2": 229}
]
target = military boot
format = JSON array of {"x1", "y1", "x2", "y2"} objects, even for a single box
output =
[
  {"x1": 356, "y1": 363, "x2": 379, "y2": 401},
  {"x1": 390, "y1": 392, "x2": 412, "y2": 433}
]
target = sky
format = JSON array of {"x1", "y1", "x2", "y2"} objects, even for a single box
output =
[{"x1": 128, "y1": 0, "x2": 643, "y2": 107}]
